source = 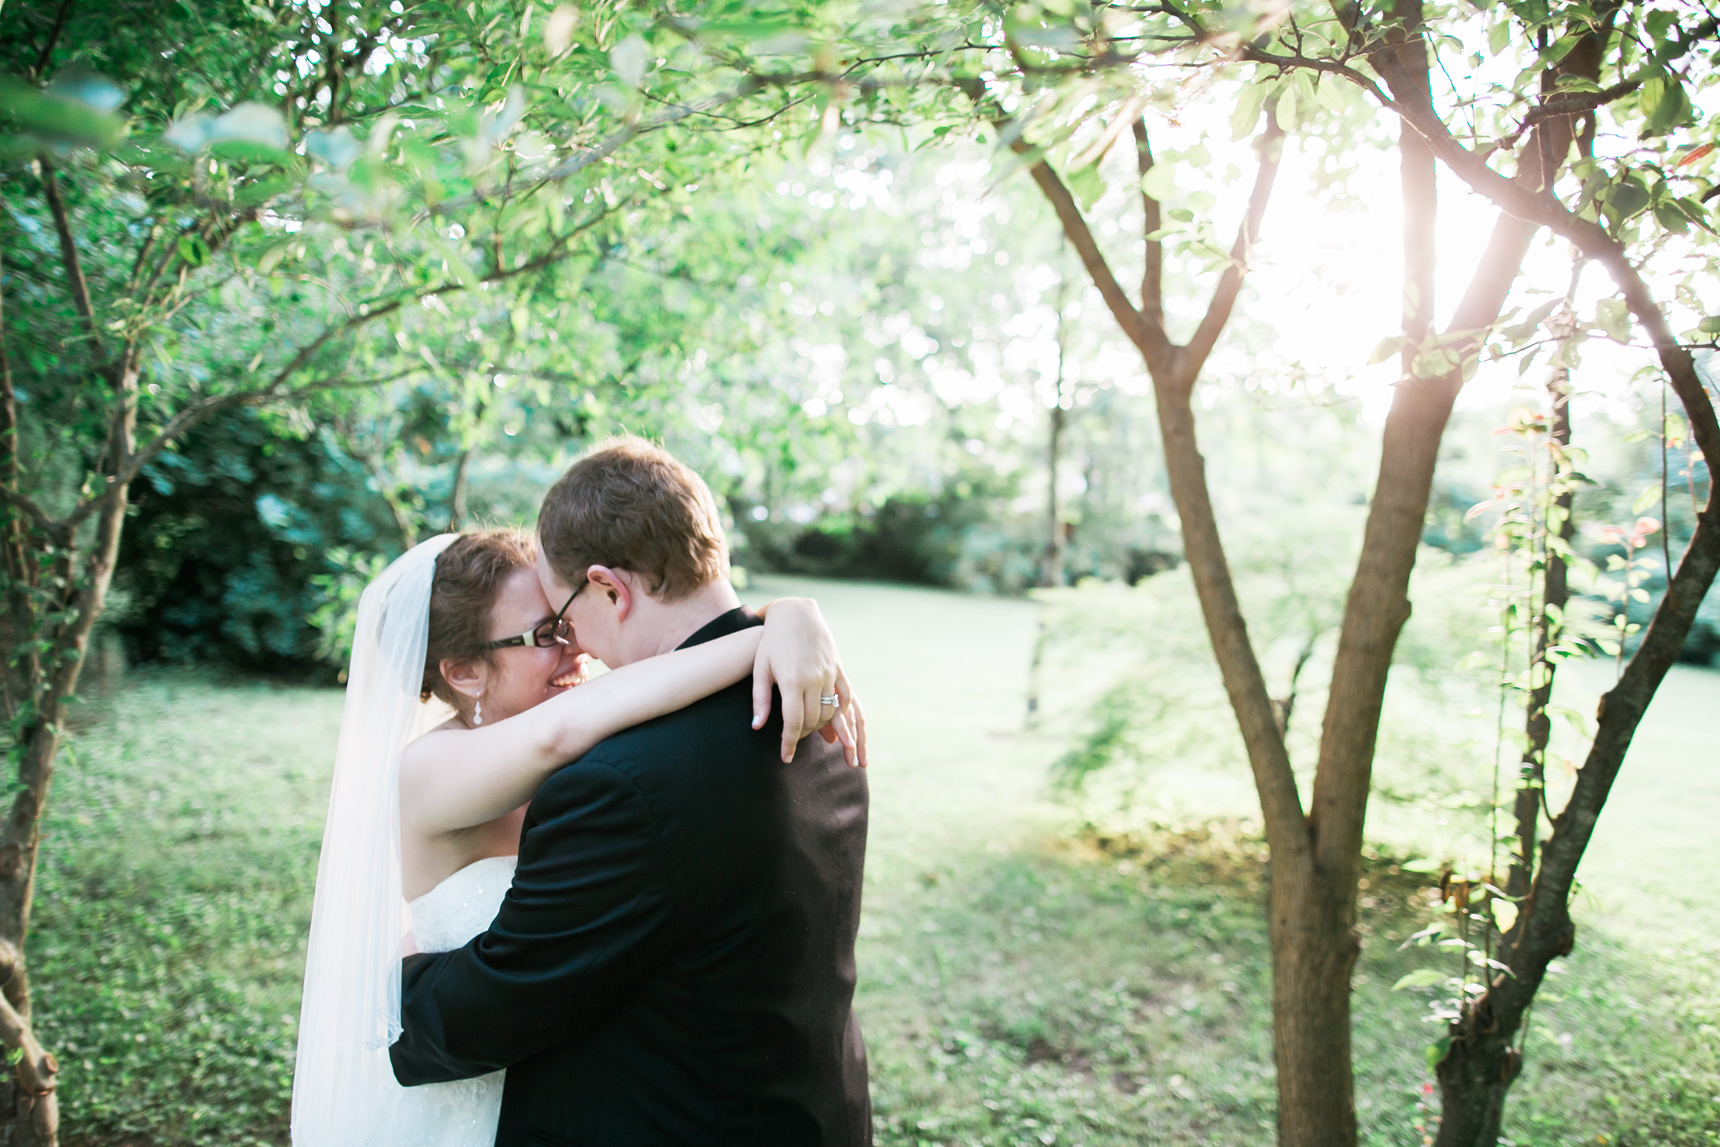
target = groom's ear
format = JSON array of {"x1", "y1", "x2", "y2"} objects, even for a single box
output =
[{"x1": 585, "y1": 565, "x2": 631, "y2": 620}]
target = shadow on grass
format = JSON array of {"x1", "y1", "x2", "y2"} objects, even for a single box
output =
[{"x1": 859, "y1": 823, "x2": 1720, "y2": 1147}]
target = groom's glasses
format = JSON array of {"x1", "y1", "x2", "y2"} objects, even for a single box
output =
[{"x1": 483, "y1": 582, "x2": 584, "y2": 650}]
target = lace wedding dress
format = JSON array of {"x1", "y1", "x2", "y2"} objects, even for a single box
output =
[{"x1": 388, "y1": 854, "x2": 517, "y2": 1147}]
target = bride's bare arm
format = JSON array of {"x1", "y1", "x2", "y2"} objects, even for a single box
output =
[{"x1": 400, "y1": 599, "x2": 854, "y2": 835}]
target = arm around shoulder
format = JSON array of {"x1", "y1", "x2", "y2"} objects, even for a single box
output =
[{"x1": 390, "y1": 755, "x2": 678, "y2": 1084}]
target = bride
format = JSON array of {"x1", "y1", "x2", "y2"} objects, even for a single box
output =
[{"x1": 290, "y1": 529, "x2": 860, "y2": 1147}]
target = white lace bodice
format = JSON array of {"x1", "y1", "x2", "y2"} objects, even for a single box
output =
[
  {"x1": 377, "y1": 855, "x2": 516, "y2": 1147},
  {"x1": 409, "y1": 855, "x2": 517, "y2": 954}
]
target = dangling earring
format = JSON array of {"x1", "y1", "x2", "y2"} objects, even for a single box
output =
[{"x1": 472, "y1": 696, "x2": 484, "y2": 727}]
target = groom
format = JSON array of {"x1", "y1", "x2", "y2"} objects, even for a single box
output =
[{"x1": 390, "y1": 437, "x2": 872, "y2": 1145}]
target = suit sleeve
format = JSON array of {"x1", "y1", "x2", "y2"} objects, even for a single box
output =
[{"x1": 389, "y1": 756, "x2": 677, "y2": 1085}]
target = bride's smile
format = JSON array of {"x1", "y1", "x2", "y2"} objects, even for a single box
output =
[{"x1": 443, "y1": 566, "x2": 590, "y2": 725}]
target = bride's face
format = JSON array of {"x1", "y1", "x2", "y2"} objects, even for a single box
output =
[{"x1": 476, "y1": 566, "x2": 590, "y2": 723}]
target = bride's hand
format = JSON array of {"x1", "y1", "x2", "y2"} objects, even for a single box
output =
[
  {"x1": 819, "y1": 691, "x2": 867, "y2": 770},
  {"x1": 750, "y1": 597, "x2": 862, "y2": 766}
]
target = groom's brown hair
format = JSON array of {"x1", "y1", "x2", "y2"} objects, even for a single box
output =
[{"x1": 538, "y1": 435, "x2": 729, "y2": 602}]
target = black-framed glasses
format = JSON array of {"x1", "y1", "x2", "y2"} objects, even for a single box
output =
[
  {"x1": 483, "y1": 616, "x2": 572, "y2": 651},
  {"x1": 484, "y1": 581, "x2": 585, "y2": 651},
  {"x1": 553, "y1": 583, "x2": 582, "y2": 623}
]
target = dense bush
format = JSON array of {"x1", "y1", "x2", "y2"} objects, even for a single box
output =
[
  {"x1": 734, "y1": 473, "x2": 1044, "y2": 594},
  {"x1": 114, "y1": 409, "x2": 404, "y2": 678}
]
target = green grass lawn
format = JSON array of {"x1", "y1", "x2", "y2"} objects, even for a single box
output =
[{"x1": 29, "y1": 576, "x2": 1720, "y2": 1145}]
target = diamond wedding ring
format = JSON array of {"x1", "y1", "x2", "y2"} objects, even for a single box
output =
[{"x1": 819, "y1": 694, "x2": 839, "y2": 708}]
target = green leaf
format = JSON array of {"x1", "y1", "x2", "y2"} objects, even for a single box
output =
[
  {"x1": 1541, "y1": 34, "x2": 1580, "y2": 65},
  {"x1": 1501, "y1": 298, "x2": 1560, "y2": 342},
  {"x1": 1412, "y1": 346, "x2": 1459, "y2": 379},
  {"x1": 233, "y1": 175, "x2": 292, "y2": 208},
  {"x1": 1652, "y1": 198, "x2": 1689, "y2": 234},
  {"x1": 1393, "y1": 969, "x2": 1447, "y2": 991},
  {"x1": 1314, "y1": 77, "x2": 1346, "y2": 115},
  {"x1": 1640, "y1": 76, "x2": 1690, "y2": 136},
  {"x1": 1645, "y1": 9, "x2": 1679, "y2": 41},
  {"x1": 610, "y1": 35, "x2": 650, "y2": 88},
  {"x1": 1699, "y1": 316, "x2": 1720, "y2": 334},
  {"x1": 1367, "y1": 335, "x2": 1404, "y2": 365},
  {"x1": 306, "y1": 127, "x2": 361, "y2": 170},
  {"x1": 255, "y1": 244, "x2": 291, "y2": 275},
  {"x1": 0, "y1": 76, "x2": 125, "y2": 149},
  {"x1": 428, "y1": 234, "x2": 480, "y2": 291},
  {"x1": 1604, "y1": 175, "x2": 1650, "y2": 225},
  {"x1": 1594, "y1": 298, "x2": 1632, "y2": 341},
  {"x1": 1276, "y1": 88, "x2": 1299, "y2": 132},
  {"x1": 176, "y1": 235, "x2": 210, "y2": 268},
  {"x1": 696, "y1": 18, "x2": 801, "y2": 44},
  {"x1": 1427, "y1": 1036, "x2": 1454, "y2": 1071},
  {"x1": 207, "y1": 101, "x2": 287, "y2": 151},
  {"x1": 1488, "y1": 20, "x2": 1511, "y2": 55},
  {"x1": 1549, "y1": 705, "x2": 1591, "y2": 738},
  {"x1": 1230, "y1": 82, "x2": 1270, "y2": 141},
  {"x1": 1632, "y1": 482, "x2": 1663, "y2": 515},
  {"x1": 1675, "y1": 197, "x2": 1716, "y2": 234},
  {"x1": 1141, "y1": 161, "x2": 1175, "y2": 202},
  {"x1": 1067, "y1": 163, "x2": 1106, "y2": 211}
]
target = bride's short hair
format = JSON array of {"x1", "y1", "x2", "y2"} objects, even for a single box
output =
[{"x1": 421, "y1": 529, "x2": 536, "y2": 706}]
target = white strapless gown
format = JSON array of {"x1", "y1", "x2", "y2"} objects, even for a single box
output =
[{"x1": 389, "y1": 855, "x2": 517, "y2": 1147}]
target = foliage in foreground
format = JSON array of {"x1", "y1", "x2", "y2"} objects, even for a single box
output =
[{"x1": 30, "y1": 670, "x2": 1718, "y2": 1146}]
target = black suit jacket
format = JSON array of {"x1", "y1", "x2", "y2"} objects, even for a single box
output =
[{"x1": 390, "y1": 607, "x2": 871, "y2": 1147}]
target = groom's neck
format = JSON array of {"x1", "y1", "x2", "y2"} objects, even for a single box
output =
[{"x1": 613, "y1": 578, "x2": 742, "y2": 666}]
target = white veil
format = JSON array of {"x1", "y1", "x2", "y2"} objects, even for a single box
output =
[{"x1": 291, "y1": 534, "x2": 459, "y2": 1145}]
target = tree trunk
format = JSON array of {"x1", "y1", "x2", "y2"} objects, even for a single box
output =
[
  {"x1": 1153, "y1": 377, "x2": 1352, "y2": 1146},
  {"x1": 1435, "y1": 381, "x2": 1720, "y2": 1147},
  {"x1": 1269, "y1": 869, "x2": 1361, "y2": 1142},
  {"x1": 1024, "y1": 611, "x2": 1047, "y2": 730},
  {"x1": 448, "y1": 446, "x2": 473, "y2": 533},
  {"x1": 1042, "y1": 403, "x2": 1065, "y2": 588}
]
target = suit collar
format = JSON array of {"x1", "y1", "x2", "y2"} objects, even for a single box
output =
[{"x1": 676, "y1": 605, "x2": 762, "y2": 650}]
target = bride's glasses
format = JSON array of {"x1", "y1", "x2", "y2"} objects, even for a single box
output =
[
  {"x1": 483, "y1": 616, "x2": 571, "y2": 650},
  {"x1": 482, "y1": 583, "x2": 582, "y2": 650}
]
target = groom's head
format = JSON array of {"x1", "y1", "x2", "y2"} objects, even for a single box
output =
[{"x1": 536, "y1": 436, "x2": 734, "y2": 667}]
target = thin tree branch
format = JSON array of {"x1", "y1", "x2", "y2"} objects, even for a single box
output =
[
  {"x1": 112, "y1": 367, "x2": 425, "y2": 499},
  {"x1": 1305, "y1": 0, "x2": 1444, "y2": 899},
  {"x1": 1378, "y1": 78, "x2": 1720, "y2": 467},
  {"x1": 0, "y1": 969, "x2": 57, "y2": 1100},
  {"x1": 0, "y1": 493, "x2": 61, "y2": 546},
  {"x1": 1392, "y1": 0, "x2": 1437, "y2": 350},
  {"x1": 1182, "y1": 110, "x2": 1287, "y2": 381},
  {"x1": 29, "y1": 0, "x2": 75, "y2": 82},
  {"x1": 1151, "y1": 379, "x2": 1311, "y2": 867},
  {"x1": 1239, "y1": 44, "x2": 1394, "y2": 106},
  {"x1": 1013, "y1": 142, "x2": 1172, "y2": 364},
  {"x1": 1134, "y1": 118, "x2": 1164, "y2": 327},
  {"x1": 63, "y1": 197, "x2": 615, "y2": 530},
  {"x1": 37, "y1": 158, "x2": 106, "y2": 372}
]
